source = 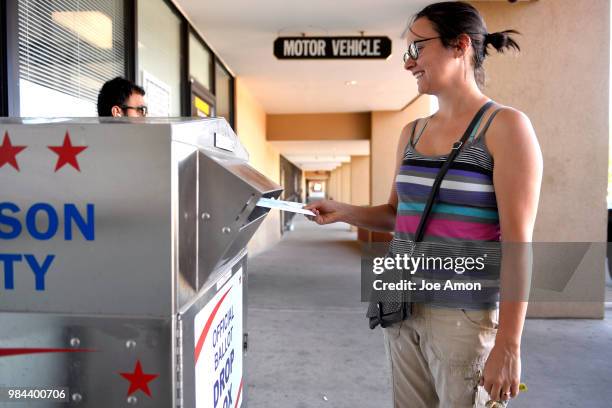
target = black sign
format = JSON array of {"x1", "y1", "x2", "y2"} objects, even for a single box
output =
[{"x1": 274, "y1": 36, "x2": 392, "y2": 60}]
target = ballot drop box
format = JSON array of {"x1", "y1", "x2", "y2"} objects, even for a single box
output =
[{"x1": 0, "y1": 117, "x2": 282, "y2": 407}]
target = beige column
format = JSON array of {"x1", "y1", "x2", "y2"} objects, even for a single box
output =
[
  {"x1": 371, "y1": 95, "x2": 434, "y2": 205},
  {"x1": 351, "y1": 156, "x2": 371, "y2": 206},
  {"x1": 341, "y1": 163, "x2": 351, "y2": 204},
  {"x1": 474, "y1": 0, "x2": 609, "y2": 318},
  {"x1": 235, "y1": 78, "x2": 282, "y2": 256}
]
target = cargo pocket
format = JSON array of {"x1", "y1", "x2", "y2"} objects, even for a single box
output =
[{"x1": 460, "y1": 308, "x2": 499, "y2": 332}]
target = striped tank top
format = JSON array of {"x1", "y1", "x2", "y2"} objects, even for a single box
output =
[{"x1": 390, "y1": 104, "x2": 503, "y2": 309}]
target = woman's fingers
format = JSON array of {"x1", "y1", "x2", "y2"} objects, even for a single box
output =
[
  {"x1": 482, "y1": 373, "x2": 520, "y2": 403},
  {"x1": 486, "y1": 380, "x2": 516, "y2": 401},
  {"x1": 483, "y1": 376, "x2": 492, "y2": 396},
  {"x1": 305, "y1": 207, "x2": 320, "y2": 222},
  {"x1": 316, "y1": 213, "x2": 334, "y2": 225},
  {"x1": 490, "y1": 382, "x2": 502, "y2": 402},
  {"x1": 500, "y1": 384, "x2": 512, "y2": 401},
  {"x1": 509, "y1": 381, "x2": 520, "y2": 398},
  {"x1": 303, "y1": 201, "x2": 338, "y2": 225}
]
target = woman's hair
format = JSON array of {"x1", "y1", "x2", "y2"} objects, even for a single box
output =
[{"x1": 413, "y1": 1, "x2": 520, "y2": 88}]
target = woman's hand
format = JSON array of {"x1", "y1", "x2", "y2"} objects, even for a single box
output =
[
  {"x1": 480, "y1": 342, "x2": 521, "y2": 402},
  {"x1": 303, "y1": 200, "x2": 346, "y2": 225}
]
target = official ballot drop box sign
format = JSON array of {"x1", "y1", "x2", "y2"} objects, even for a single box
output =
[
  {"x1": 194, "y1": 269, "x2": 244, "y2": 408},
  {"x1": 0, "y1": 117, "x2": 282, "y2": 407}
]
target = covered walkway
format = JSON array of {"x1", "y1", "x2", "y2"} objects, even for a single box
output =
[{"x1": 247, "y1": 218, "x2": 612, "y2": 408}]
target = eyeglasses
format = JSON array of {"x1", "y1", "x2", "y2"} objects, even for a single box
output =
[
  {"x1": 403, "y1": 37, "x2": 441, "y2": 63},
  {"x1": 121, "y1": 105, "x2": 148, "y2": 117}
]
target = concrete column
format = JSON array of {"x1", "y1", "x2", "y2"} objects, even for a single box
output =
[
  {"x1": 351, "y1": 156, "x2": 371, "y2": 206},
  {"x1": 341, "y1": 163, "x2": 351, "y2": 204},
  {"x1": 235, "y1": 78, "x2": 282, "y2": 256},
  {"x1": 371, "y1": 95, "x2": 434, "y2": 205},
  {"x1": 474, "y1": 0, "x2": 609, "y2": 317}
]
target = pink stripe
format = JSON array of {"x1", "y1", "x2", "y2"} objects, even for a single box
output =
[{"x1": 395, "y1": 215, "x2": 500, "y2": 240}]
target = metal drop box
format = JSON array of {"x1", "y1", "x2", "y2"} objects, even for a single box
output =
[{"x1": 0, "y1": 117, "x2": 282, "y2": 407}]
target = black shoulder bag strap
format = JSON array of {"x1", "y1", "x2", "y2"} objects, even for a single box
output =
[{"x1": 413, "y1": 100, "x2": 495, "y2": 242}]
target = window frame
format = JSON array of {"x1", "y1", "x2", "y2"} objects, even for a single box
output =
[
  {"x1": 0, "y1": 0, "x2": 7, "y2": 116},
  {"x1": 3, "y1": 0, "x2": 20, "y2": 116},
  {"x1": 1, "y1": 0, "x2": 236, "y2": 121},
  {"x1": 5, "y1": 0, "x2": 131, "y2": 117},
  {"x1": 125, "y1": 0, "x2": 137, "y2": 82}
]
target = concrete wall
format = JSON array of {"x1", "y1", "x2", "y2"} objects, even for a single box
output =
[
  {"x1": 267, "y1": 112, "x2": 371, "y2": 140},
  {"x1": 235, "y1": 78, "x2": 282, "y2": 256},
  {"x1": 370, "y1": 95, "x2": 434, "y2": 205},
  {"x1": 351, "y1": 156, "x2": 371, "y2": 206},
  {"x1": 474, "y1": 0, "x2": 609, "y2": 317}
]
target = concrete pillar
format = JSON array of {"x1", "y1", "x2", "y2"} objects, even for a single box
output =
[
  {"x1": 371, "y1": 95, "x2": 434, "y2": 205},
  {"x1": 351, "y1": 156, "x2": 371, "y2": 206},
  {"x1": 474, "y1": 0, "x2": 609, "y2": 317}
]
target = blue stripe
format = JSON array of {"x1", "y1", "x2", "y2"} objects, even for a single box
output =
[{"x1": 398, "y1": 202, "x2": 499, "y2": 220}]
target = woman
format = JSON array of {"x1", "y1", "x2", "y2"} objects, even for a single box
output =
[{"x1": 305, "y1": 2, "x2": 542, "y2": 407}]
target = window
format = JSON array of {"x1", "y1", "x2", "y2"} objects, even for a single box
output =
[
  {"x1": 189, "y1": 32, "x2": 212, "y2": 91},
  {"x1": 16, "y1": 0, "x2": 126, "y2": 116},
  {"x1": 137, "y1": 0, "x2": 181, "y2": 117},
  {"x1": 215, "y1": 61, "x2": 233, "y2": 126}
]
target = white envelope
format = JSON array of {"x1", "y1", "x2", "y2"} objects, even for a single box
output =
[{"x1": 256, "y1": 197, "x2": 315, "y2": 216}]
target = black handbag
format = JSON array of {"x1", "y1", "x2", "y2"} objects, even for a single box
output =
[{"x1": 366, "y1": 101, "x2": 495, "y2": 329}]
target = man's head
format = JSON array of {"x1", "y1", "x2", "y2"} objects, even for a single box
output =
[{"x1": 97, "y1": 77, "x2": 147, "y2": 117}]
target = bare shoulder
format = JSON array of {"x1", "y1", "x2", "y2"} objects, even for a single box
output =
[
  {"x1": 400, "y1": 120, "x2": 417, "y2": 142},
  {"x1": 396, "y1": 120, "x2": 418, "y2": 156},
  {"x1": 486, "y1": 106, "x2": 540, "y2": 159}
]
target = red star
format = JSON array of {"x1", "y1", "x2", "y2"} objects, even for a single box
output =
[
  {"x1": 119, "y1": 360, "x2": 158, "y2": 397},
  {"x1": 48, "y1": 132, "x2": 87, "y2": 172},
  {"x1": 0, "y1": 132, "x2": 27, "y2": 171}
]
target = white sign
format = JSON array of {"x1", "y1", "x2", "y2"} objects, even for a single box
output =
[
  {"x1": 214, "y1": 132, "x2": 235, "y2": 152},
  {"x1": 142, "y1": 70, "x2": 171, "y2": 117},
  {"x1": 194, "y1": 269, "x2": 244, "y2": 408}
]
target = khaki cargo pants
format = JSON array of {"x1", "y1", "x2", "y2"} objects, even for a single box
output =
[{"x1": 382, "y1": 303, "x2": 501, "y2": 408}]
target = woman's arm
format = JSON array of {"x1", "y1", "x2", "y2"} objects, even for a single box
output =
[
  {"x1": 480, "y1": 107, "x2": 543, "y2": 401},
  {"x1": 304, "y1": 122, "x2": 415, "y2": 232}
]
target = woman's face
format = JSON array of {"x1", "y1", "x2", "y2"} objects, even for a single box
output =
[{"x1": 404, "y1": 18, "x2": 460, "y2": 95}]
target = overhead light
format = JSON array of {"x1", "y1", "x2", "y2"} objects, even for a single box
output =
[
  {"x1": 52, "y1": 11, "x2": 113, "y2": 49},
  {"x1": 345, "y1": 80, "x2": 358, "y2": 86}
]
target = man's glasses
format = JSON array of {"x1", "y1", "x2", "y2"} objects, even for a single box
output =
[
  {"x1": 121, "y1": 105, "x2": 148, "y2": 117},
  {"x1": 403, "y1": 37, "x2": 441, "y2": 63}
]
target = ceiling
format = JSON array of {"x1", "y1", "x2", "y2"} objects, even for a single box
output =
[
  {"x1": 174, "y1": 0, "x2": 436, "y2": 113},
  {"x1": 270, "y1": 140, "x2": 370, "y2": 171},
  {"x1": 173, "y1": 0, "x2": 508, "y2": 170}
]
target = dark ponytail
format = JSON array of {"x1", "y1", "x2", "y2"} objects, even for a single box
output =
[
  {"x1": 414, "y1": 1, "x2": 520, "y2": 88},
  {"x1": 484, "y1": 30, "x2": 521, "y2": 56}
]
